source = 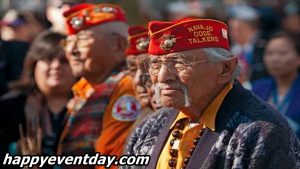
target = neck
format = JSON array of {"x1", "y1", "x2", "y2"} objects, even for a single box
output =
[
  {"x1": 275, "y1": 72, "x2": 298, "y2": 95},
  {"x1": 44, "y1": 93, "x2": 69, "y2": 114},
  {"x1": 86, "y1": 61, "x2": 123, "y2": 85},
  {"x1": 181, "y1": 84, "x2": 225, "y2": 122},
  {"x1": 86, "y1": 69, "x2": 112, "y2": 85}
]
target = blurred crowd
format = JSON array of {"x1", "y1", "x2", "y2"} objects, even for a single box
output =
[{"x1": 0, "y1": 0, "x2": 299, "y2": 168}]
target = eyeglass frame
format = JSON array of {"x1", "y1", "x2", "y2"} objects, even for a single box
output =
[
  {"x1": 145, "y1": 58, "x2": 209, "y2": 77},
  {"x1": 62, "y1": 32, "x2": 121, "y2": 51}
]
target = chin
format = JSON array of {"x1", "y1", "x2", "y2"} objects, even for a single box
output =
[
  {"x1": 161, "y1": 97, "x2": 183, "y2": 108},
  {"x1": 71, "y1": 69, "x2": 84, "y2": 77}
]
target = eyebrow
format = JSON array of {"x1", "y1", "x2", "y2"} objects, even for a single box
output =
[
  {"x1": 149, "y1": 53, "x2": 189, "y2": 61},
  {"x1": 77, "y1": 30, "x2": 92, "y2": 37},
  {"x1": 164, "y1": 53, "x2": 188, "y2": 60}
]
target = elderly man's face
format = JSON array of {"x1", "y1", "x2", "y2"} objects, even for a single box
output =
[
  {"x1": 126, "y1": 55, "x2": 138, "y2": 77},
  {"x1": 65, "y1": 26, "x2": 116, "y2": 79},
  {"x1": 149, "y1": 49, "x2": 220, "y2": 110},
  {"x1": 133, "y1": 54, "x2": 151, "y2": 107}
]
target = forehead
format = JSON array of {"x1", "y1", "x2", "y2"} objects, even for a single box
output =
[
  {"x1": 136, "y1": 53, "x2": 148, "y2": 62},
  {"x1": 127, "y1": 55, "x2": 137, "y2": 60},
  {"x1": 68, "y1": 26, "x2": 105, "y2": 37}
]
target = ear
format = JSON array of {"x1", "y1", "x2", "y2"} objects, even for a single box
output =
[
  {"x1": 217, "y1": 57, "x2": 238, "y2": 84},
  {"x1": 114, "y1": 35, "x2": 128, "y2": 54},
  {"x1": 112, "y1": 35, "x2": 128, "y2": 61}
]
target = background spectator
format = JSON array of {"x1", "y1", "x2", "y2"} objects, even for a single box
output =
[
  {"x1": 0, "y1": 31, "x2": 76, "y2": 160},
  {"x1": 1, "y1": 9, "x2": 51, "y2": 42},
  {"x1": 228, "y1": 5, "x2": 269, "y2": 88},
  {"x1": 252, "y1": 32, "x2": 300, "y2": 137}
]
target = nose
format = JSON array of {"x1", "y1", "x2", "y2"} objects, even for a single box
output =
[
  {"x1": 267, "y1": 53, "x2": 281, "y2": 65},
  {"x1": 50, "y1": 58, "x2": 61, "y2": 69},
  {"x1": 67, "y1": 41, "x2": 80, "y2": 58},
  {"x1": 71, "y1": 46, "x2": 80, "y2": 58},
  {"x1": 157, "y1": 64, "x2": 176, "y2": 83}
]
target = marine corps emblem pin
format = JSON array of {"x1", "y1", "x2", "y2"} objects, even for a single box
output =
[
  {"x1": 160, "y1": 34, "x2": 176, "y2": 51},
  {"x1": 136, "y1": 38, "x2": 149, "y2": 51}
]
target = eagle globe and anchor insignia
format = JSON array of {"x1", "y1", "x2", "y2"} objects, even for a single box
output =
[
  {"x1": 70, "y1": 6, "x2": 117, "y2": 30},
  {"x1": 136, "y1": 38, "x2": 150, "y2": 51},
  {"x1": 70, "y1": 16, "x2": 85, "y2": 30},
  {"x1": 160, "y1": 34, "x2": 176, "y2": 51}
]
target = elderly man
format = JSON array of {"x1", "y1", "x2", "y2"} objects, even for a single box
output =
[
  {"x1": 124, "y1": 18, "x2": 300, "y2": 169},
  {"x1": 125, "y1": 25, "x2": 162, "y2": 132},
  {"x1": 57, "y1": 3, "x2": 140, "y2": 162},
  {"x1": 126, "y1": 26, "x2": 151, "y2": 108}
]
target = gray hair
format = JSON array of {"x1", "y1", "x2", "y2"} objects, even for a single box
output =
[
  {"x1": 95, "y1": 21, "x2": 129, "y2": 39},
  {"x1": 203, "y1": 47, "x2": 241, "y2": 81}
]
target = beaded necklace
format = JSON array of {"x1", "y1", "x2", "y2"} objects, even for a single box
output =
[{"x1": 168, "y1": 119, "x2": 206, "y2": 169}]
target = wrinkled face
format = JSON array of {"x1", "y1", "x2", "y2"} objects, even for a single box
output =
[
  {"x1": 146, "y1": 83, "x2": 162, "y2": 111},
  {"x1": 264, "y1": 37, "x2": 300, "y2": 78},
  {"x1": 34, "y1": 52, "x2": 76, "y2": 95},
  {"x1": 126, "y1": 55, "x2": 138, "y2": 77},
  {"x1": 148, "y1": 49, "x2": 220, "y2": 109},
  {"x1": 65, "y1": 27, "x2": 115, "y2": 79},
  {"x1": 133, "y1": 54, "x2": 151, "y2": 107}
]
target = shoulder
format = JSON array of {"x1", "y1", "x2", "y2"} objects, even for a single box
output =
[
  {"x1": 252, "y1": 77, "x2": 272, "y2": 90},
  {"x1": 0, "y1": 91, "x2": 26, "y2": 123},
  {"x1": 135, "y1": 107, "x2": 178, "y2": 136},
  {"x1": 117, "y1": 75, "x2": 134, "y2": 91},
  {"x1": 222, "y1": 120, "x2": 300, "y2": 168},
  {"x1": 0, "y1": 90, "x2": 26, "y2": 106},
  {"x1": 2, "y1": 41, "x2": 29, "y2": 50},
  {"x1": 125, "y1": 107, "x2": 178, "y2": 155}
]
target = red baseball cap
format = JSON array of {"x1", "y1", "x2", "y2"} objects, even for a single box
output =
[
  {"x1": 63, "y1": 3, "x2": 127, "y2": 35},
  {"x1": 126, "y1": 25, "x2": 149, "y2": 55},
  {"x1": 148, "y1": 18, "x2": 229, "y2": 55}
]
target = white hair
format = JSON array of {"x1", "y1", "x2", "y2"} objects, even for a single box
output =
[
  {"x1": 203, "y1": 47, "x2": 241, "y2": 81},
  {"x1": 95, "y1": 21, "x2": 129, "y2": 38}
]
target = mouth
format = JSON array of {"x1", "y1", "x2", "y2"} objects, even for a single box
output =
[
  {"x1": 151, "y1": 97, "x2": 162, "y2": 109},
  {"x1": 70, "y1": 58, "x2": 84, "y2": 65},
  {"x1": 160, "y1": 88, "x2": 181, "y2": 96},
  {"x1": 138, "y1": 92, "x2": 148, "y2": 97}
]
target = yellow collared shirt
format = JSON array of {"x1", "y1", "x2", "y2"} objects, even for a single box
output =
[{"x1": 156, "y1": 83, "x2": 233, "y2": 169}]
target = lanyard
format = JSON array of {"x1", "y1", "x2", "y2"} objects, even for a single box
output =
[{"x1": 271, "y1": 75, "x2": 300, "y2": 114}]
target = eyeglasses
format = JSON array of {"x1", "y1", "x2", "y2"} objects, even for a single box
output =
[
  {"x1": 140, "y1": 74, "x2": 152, "y2": 88},
  {"x1": 147, "y1": 59, "x2": 208, "y2": 76},
  {"x1": 63, "y1": 32, "x2": 121, "y2": 51},
  {"x1": 63, "y1": 34, "x2": 90, "y2": 51}
]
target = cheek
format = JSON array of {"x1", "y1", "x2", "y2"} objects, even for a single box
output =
[
  {"x1": 187, "y1": 70, "x2": 217, "y2": 99},
  {"x1": 84, "y1": 58, "x2": 93, "y2": 71},
  {"x1": 34, "y1": 62, "x2": 49, "y2": 87},
  {"x1": 79, "y1": 47, "x2": 91, "y2": 60}
]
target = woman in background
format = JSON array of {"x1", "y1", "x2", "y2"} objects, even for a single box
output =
[
  {"x1": 252, "y1": 32, "x2": 300, "y2": 137},
  {"x1": 0, "y1": 31, "x2": 76, "y2": 159}
]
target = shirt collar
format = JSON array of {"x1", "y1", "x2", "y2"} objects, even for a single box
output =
[
  {"x1": 200, "y1": 83, "x2": 233, "y2": 130},
  {"x1": 72, "y1": 78, "x2": 94, "y2": 99}
]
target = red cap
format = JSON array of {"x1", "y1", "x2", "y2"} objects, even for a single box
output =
[
  {"x1": 126, "y1": 25, "x2": 149, "y2": 55},
  {"x1": 148, "y1": 18, "x2": 229, "y2": 55},
  {"x1": 63, "y1": 3, "x2": 127, "y2": 35}
]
